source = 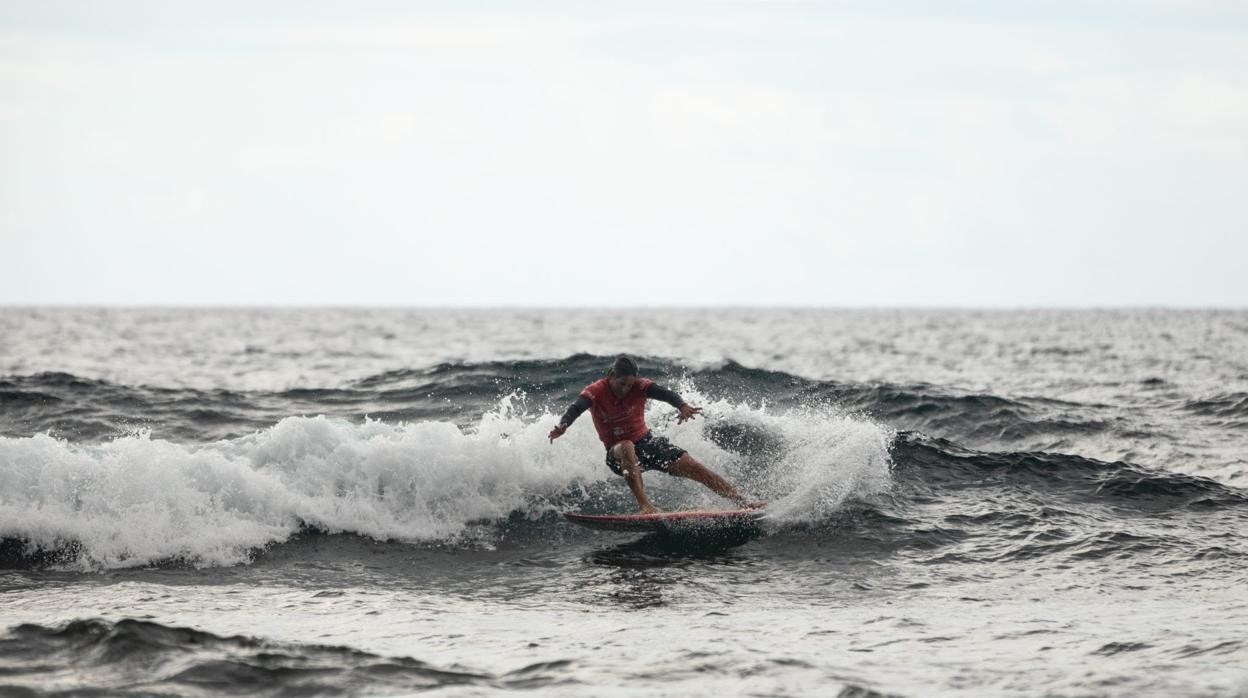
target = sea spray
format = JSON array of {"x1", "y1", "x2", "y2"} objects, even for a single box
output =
[
  {"x1": 652, "y1": 381, "x2": 895, "y2": 522},
  {"x1": 1, "y1": 389, "x2": 894, "y2": 569}
]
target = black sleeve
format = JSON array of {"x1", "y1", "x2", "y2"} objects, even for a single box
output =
[
  {"x1": 558, "y1": 395, "x2": 592, "y2": 426},
  {"x1": 646, "y1": 383, "x2": 686, "y2": 409}
]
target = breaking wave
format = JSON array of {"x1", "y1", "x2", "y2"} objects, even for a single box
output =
[{"x1": 0, "y1": 386, "x2": 894, "y2": 570}]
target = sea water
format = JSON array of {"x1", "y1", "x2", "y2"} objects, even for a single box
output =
[{"x1": 1, "y1": 308, "x2": 1246, "y2": 696}]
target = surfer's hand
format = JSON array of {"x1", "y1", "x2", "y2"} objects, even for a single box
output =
[
  {"x1": 548, "y1": 424, "x2": 567, "y2": 443},
  {"x1": 677, "y1": 404, "x2": 702, "y2": 424}
]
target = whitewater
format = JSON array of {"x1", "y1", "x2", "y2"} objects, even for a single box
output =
[
  {"x1": 1, "y1": 308, "x2": 1246, "y2": 697},
  {"x1": 0, "y1": 392, "x2": 891, "y2": 569}
]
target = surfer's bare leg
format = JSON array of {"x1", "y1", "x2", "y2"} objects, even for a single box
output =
[
  {"x1": 612, "y1": 441, "x2": 659, "y2": 514},
  {"x1": 667, "y1": 454, "x2": 752, "y2": 507}
]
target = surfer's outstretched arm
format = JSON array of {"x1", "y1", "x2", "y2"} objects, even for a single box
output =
[
  {"x1": 646, "y1": 384, "x2": 703, "y2": 423},
  {"x1": 549, "y1": 395, "x2": 591, "y2": 442}
]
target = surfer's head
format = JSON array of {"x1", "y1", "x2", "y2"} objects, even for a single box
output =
[
  {"x1": 608, "y1": 355, "x2": 638, "y2": 378},
  {"x1": 607, "y1": 355, "x2": 639, "y2": 394}
]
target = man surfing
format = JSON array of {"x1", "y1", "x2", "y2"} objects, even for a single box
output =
[{"x1": 548, "y1": 356, "x2": 758, "y2": 514}]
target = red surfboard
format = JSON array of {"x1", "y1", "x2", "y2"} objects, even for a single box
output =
[{"x1": 563, "y1": 508, "x2": 766, "y2": 533}]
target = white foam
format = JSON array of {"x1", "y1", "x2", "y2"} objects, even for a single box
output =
[
  {"x1": 651, "y1": 381, "x2": 895, "y2": 523},
  {"x1": 0, "y1": 391, "x2": 893, "y2": 569}
]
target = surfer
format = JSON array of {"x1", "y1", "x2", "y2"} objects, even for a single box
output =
[{"x1": 548, "y1": 356, "x2": 756, "y2": 514}]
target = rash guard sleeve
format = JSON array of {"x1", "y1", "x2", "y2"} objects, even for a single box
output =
[
  {"x1": 558, "y1": 395, "x2": 592, "y2": 427},
  {"x1": 646, "y1": 383, "x2": 686, "y2": 409}
]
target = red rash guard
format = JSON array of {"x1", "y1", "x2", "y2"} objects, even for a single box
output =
[{"x1": 580, "y1": 378, "x2": 654, "y2": 447}]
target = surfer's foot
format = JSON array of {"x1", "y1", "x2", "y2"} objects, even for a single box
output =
[
  {"x1": 736, "y1": 500, "x2": 766, "y2": 510},
  {"x1": 639, "y1": 504, "x2": 660, "y2": 515}
]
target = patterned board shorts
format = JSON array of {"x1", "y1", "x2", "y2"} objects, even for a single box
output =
[{"x1": 604, "y1": 431, "x2": 687, "y2": 476}]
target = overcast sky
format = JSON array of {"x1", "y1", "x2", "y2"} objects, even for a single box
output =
[{"x1": 2, "y1": 1, "x2": 1245, "y2": 306}]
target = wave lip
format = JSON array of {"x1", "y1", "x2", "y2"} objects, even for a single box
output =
[
  {"x1": 0, "y1": 382, "x2": 896, "y2": 570},
  {"x1": 4, "y1": 356, "x2": 1240, "y2": 484},
  {"x1": 0, "y1": 409, "x2": 601, "y2": 569},
  {"x1": 0, "y1": 618, "x2": 576, "y2": 695}
]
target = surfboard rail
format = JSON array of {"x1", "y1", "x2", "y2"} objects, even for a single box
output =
[{"x1": 563, "y1": 508, "x2": 766, "y2": 533}]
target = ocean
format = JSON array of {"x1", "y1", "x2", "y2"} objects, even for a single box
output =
[{"x1": 1, "y1": 308, "x2": 1245, "y2": 697}]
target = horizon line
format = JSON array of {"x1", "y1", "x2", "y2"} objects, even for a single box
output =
[{"x1": 2, "y1": 303, "x2": 1245, "y2": 312}]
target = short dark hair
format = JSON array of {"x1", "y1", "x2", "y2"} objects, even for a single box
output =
[{"x1": 608, "y1": 355, "x2": 639, "y2": 377}]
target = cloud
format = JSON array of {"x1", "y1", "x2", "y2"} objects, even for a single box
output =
[
  {"x1": 80, "y1": 129, "x2": 142, "y2": 163},
  {"x1": 2, "y1": 4, "x2": 1245, "y2": 305},
  {"x1": 219, "y1": 17, "x2": 583, "y2": 50},
  {"x1": 341, "y1": 111, "x2": 476, "y2": 148},
  {"x1": 236, "y1": 143, "x2": 322, "y2": 172},
  {"x1": 1040, "y1": 74, "x2": 1248, "y2": 159},
  {"x1": 1161, "y1": 75, "x2": 1248, "y2": 160},
  {"x1": 150, "y1": 187, "x2": 211, "y2": 226}
]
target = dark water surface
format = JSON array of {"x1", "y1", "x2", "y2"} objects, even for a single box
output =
[{"x1": 1, "y1": 309, "x2": 1246, "y2": 696}]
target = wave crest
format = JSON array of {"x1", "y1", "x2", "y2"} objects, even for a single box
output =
[{"x1": 0, "y1": 391, "x2": 895, "y2": 570}]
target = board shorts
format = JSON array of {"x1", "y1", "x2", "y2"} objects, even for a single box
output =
[{"x1": 605, "y1": 431, "x2": 687, "y2": 476}]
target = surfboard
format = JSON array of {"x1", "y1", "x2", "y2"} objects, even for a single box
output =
[{"x1": 563, "y1": 508, "x2": 766, "y2": 534}]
